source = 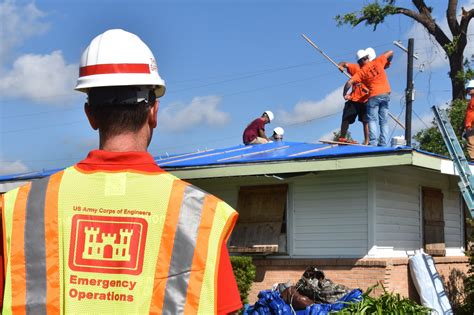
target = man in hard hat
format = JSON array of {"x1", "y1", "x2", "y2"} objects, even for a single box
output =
[
  {"x1": 243, "y1": 111, "x2": 273, "y2": 145},
  {"x1": 465, "y1": 80, "x2": 474, "y2": 161},
  {"x1": 336, "y1": 49, "x2": 372, "y2": 145},
  {"x1": 270, "y1": 127, "x2": 285, "y2": 141},
  {"x1": 343, "y1": 49, "x2": 394, "y2": 146},
  {"x1": 1, "y1": 29, "x2": 242, "y2": 314}
]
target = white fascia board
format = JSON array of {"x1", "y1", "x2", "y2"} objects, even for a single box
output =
[
  {"x1": 440, "y1": 159, "x2": 474, "y2": 176},
  {"x1": 166, "y1": 153, "x2": 415, "y2": 179}
]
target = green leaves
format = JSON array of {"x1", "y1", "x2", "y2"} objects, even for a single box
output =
[
  {"x1": 333, "y1": 283, "x2": 432, "y2": 314},
  {"x1": 230, "y1": 256, "x2": 257, "y2": 305},
  {"x1": 335, "y1": 1, "x2": 397, "y2": 30},
  {"x1": 414, "y1": 99, "x2": 467, "y2": 156}
]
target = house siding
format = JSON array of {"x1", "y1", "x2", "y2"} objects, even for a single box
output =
[
  {"x1": 374, "y1": 167, "x2": 463, "y2": 255},
  {"x1": 188, "y1": 165, "x2": 463, "y2": 258},
  {"x1": 291, "y1": 170, "x2": 368, "y2": 257}
]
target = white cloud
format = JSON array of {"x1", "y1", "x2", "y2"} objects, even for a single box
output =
[
  {"x1": 158, "y1": 96, "x2": 230, "y2": 131},
  {"x1": 0, "y1": 158, "x2": 29, "y2": 175},
  {"x1": 0, "y1": 1, "x2": 49, "y2": 62},
  {"x1": 405, "y1": 24, "x2": 449, "y2": 70},
  {"x1": 0, "y1": 51, "x2": 79, "y2": 104},
  {"x1": 411, "y1": 111, "x2": 435, "y2": 134},
  {"x1": 277, "y1": 86, "x2": 344, "y2": 125}
]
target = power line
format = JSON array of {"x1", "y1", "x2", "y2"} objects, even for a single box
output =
[
  {"x1": 1, "y1": 106, "x2": 81, "y2": 119},
  {"x1": 1, "y1": 120, "x2": 82, "y2": 134}
]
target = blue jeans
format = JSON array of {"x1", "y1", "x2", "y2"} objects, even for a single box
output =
[{"x1": 367, "y1": 94, "x2": 390, "y2": 146}]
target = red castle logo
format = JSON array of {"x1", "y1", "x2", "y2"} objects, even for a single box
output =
[{"x1": 69, "y1": 214, "x2": 148, "y2": 275}]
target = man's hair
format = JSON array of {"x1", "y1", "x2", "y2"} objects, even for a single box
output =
[{"x1": 87, "y1": 86, "x2": 155, "y2": 136}]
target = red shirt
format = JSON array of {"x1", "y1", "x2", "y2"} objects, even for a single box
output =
[
  {"x1": 466, "y1": 97, "x2": 474, "y2": 129},
  {"x1": 243, "y1": 118, "x2": 266, "y2": 144},
  {"x1": 346, "y1": 63, "x2": 369, "y2": 103},
  {"x1": 351, "y1": 55, "x2": 391, "y2": 98},
  {"x1": 76, "y1": 150, "x2": 242, "y2": 314}
]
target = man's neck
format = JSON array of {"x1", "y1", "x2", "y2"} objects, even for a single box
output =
[{"x1": 99, "y1": 131, "x2": 150, "y2": 152}]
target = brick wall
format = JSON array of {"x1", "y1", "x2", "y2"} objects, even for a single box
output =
[{"x1": 247, "y1": 257, "x2": 469, "y2": 305}]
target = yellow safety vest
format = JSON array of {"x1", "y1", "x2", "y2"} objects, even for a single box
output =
[{"x1": 2, "y1": 166, "x2": 237, "y2": 314}]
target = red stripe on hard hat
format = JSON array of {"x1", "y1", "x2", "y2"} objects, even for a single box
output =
[{"x1": 79, "y1": 64, "x2": 150, "y2": 77}]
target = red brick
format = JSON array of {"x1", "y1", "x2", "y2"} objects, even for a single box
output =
[{"x1": 247, "y1": 257, "x2": 469, "y2": 304}]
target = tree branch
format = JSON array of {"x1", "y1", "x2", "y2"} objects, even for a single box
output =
[
  {"x1": 395, "y1": 7, "x2": 428, "y2": 27},
  {"x1": 412, "y1": 0, "x2": 433, "y2": 16},
  {"x1": 447, "y1": 0, "x2": 460, "y2": 35},
  {"x1": 460, "y1": 7, "x2": 474, "y2": 34}
]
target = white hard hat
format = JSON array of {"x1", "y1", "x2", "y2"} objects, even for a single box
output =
[
  {"x1": 75, "y1": 29, "x2": 166, "y2": 98},
  {"x1": 356, "y1": 49, "x2": 369, "y2": 61},
  {"x1": 366, "y1": 47, "x2": 376, "y2": 61},
  {"x1": 264, "y1": 110, "x2": 274, "y2": 122},
  {"x1": 273, "y1": 127, "x2": 284, "y2": 135},
  {"x1": 467, "y1": 80, "x2": 474, "y2": 90}
]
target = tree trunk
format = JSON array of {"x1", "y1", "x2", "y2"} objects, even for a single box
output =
[{"x1": 449, "y1": 52, "x2": 466, "y2": 101}]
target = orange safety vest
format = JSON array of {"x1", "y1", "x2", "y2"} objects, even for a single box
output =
[{"x1": 1, "y1": 166, "x2": 238, "y2": 314}]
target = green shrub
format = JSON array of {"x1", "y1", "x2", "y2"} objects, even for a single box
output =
[
  {"x1": 335, "y1": 283, "x2": 432, "y2": 314},
  {"x1": 456, "y1": 218, "x2": 474, "y2": 314},
  {"x1": 230, "y1": 256, "x2": 256, "y2": 304}
]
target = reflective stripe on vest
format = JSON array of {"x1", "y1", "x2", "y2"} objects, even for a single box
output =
[
  {"x1": 2, "y1": 167, "x2": 237, "y2": 314},
  {"x1": 24, "y1": 176, "x2": 49, "y2": 315}
]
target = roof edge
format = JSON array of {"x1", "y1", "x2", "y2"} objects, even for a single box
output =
[{"x1": 167, "y1": 150, "x2": 416, "y2": 179}]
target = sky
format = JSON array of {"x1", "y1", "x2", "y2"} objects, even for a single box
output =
[{"x1": 1, "y1": 0, "x2": 474, "y2": 174}]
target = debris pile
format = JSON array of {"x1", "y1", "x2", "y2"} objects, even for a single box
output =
[{"x1": 244, "y1": 266, "x2": 362, "y2": 315}]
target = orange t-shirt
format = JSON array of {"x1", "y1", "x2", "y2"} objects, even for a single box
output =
[
  {"x1": 465, "y1": 97, "x2": 474, "y2": 129},
  {"x1": 346, "y1": 63, "x2": 369, "y2": 103},
  {"x1": 351, "y1": 55, "x2": 391, "y2": 98}
]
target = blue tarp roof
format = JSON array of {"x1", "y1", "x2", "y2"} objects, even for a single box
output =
[
  {"x1": 156, "y1": 141, "x2": 413, "y2": 168},
  {"x1": 0, "y1": 141, "x2": 418, "y2": 182}
]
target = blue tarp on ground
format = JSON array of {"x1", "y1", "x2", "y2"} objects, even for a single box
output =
[{"x1": 244, "y1": 289, "x2": 363, "y2": 315}]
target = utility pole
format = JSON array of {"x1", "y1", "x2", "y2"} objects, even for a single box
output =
[{"x1": 405, "y1": 38, "x2": 414, "y2": 146}]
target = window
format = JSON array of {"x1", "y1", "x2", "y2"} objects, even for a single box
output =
[
  {"x1": 229, "y1": 184, "x2": 288, "y2": 254},
  {"x1": 422, "y1": 187, "x2": 445, "y2": 256}
]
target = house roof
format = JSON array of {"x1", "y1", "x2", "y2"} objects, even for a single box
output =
[
  {"x1": 0, "y1": 141, "x2": 454, "y2": 184},
  {"x1": 157, "y1": 141, "x2": 413, "y2": 168}
]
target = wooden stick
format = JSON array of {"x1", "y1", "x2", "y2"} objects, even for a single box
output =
[
  {"x1": 288, "y1": 145, "x2": 336, "y2": 157},
  {"x1": 302, "y1": 33, "x2": 405, "y2": 130}
]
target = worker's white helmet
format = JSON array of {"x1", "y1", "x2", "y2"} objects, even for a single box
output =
[
  {"x1": 75, "y1": 29, "x2": 166, "y2": 98},
  {"x1": 366, "y1": 47, "x2": 376, "y2": 61},
  {"x1": 356, "y1": 49, "x2": 369, "y2": 61},
  {"x1": 264, "y1": 110, "x2": 274, "y2": 122},
  {"x1": 273, "y1": 127, "x2": 284, "y2": 136},
  {"x1": 467, "y1": 80, "x2": 474, "y2": 90}
]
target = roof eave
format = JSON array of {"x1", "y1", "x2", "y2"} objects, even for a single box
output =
[{"x1": 165, "y1": 150, "x2": 427, "y2": 179}]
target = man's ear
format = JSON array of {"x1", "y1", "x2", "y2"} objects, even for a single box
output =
[
  {"x1": 84, "y1": 103, "x2": 99, "y2": 130},
  {"x1": 149, "y1": 100, "x2": 159, "y2": 128}
]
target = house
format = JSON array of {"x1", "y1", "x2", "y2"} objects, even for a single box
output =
[
  {"x1": 0, "y1": 141, "x2": 470, "y2": 302},
  {"x1": 155, "y1": 141, "x2": 470, "y2": 301}
]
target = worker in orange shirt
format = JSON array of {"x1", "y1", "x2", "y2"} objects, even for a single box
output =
[
  {"x1": 343, "y1": 50, "x2": 394, "y2": 146},
  {"x1": 465, "y1": 80, "x2": 474, "y2": 161},
  {"x1": 337, "y1": 48, "x2": 375, "y2": 145},
  {"x1": 1, "y1": 29, "x2": 242, "y2": 314}
]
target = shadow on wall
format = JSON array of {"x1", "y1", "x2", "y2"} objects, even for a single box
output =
[{"x1": 443, "y1": 268, "x2": 467, "y2": 312}]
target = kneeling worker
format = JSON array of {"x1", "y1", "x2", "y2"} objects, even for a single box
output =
[
  {"x1": 270, "y1": 127, "x2": 284, "y2": 141},
  {"x1": 243, "y1": 110, "x2": 274, "y2": 145},
  {"x1": 1, "y1": 29, "x2": 242, "y2": 314}
]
